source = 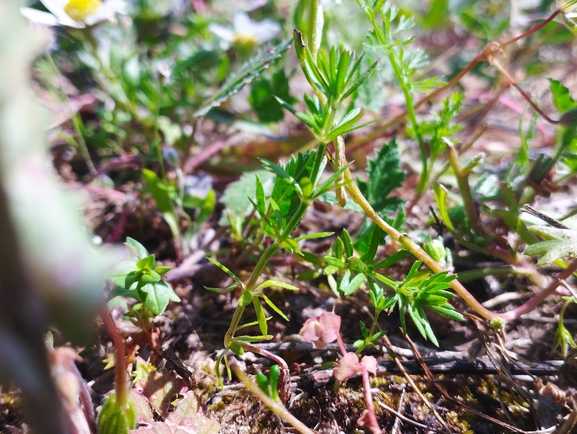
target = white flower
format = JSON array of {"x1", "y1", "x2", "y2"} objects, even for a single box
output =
[
  {"x1": 209, "y1": 11, "x2": 281, "y2": 51},
  {"x1": 560, "y1": 0, "x2": 577, "y2": 23},
  {"x1": 20, "y1": 0, "x2": 127, "y2": 29}
]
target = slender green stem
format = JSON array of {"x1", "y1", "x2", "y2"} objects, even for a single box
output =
[
  {"x1": 306, "y1": 0, "x2": 323, "y2": 60},
  {"x1": 334, "y1": 136, "x2": 348, "y2": 206},
  {"x1": 457, "y1": 266, "x2": 526, "y2": 282},
  {"x1": 446, "y1": 144, "x2": 481, "y2": 233},
  {"x1": 224, "y1": 304, "x2": 246, "y2": 347},
  {"x1": 367, "y1": 310, "x2": 381, "y2": 341},
  {"x1": 153, "y1": 76, "x2": 167, "y2": 182},
  {"x1": 244, "y1": 242, "x2": 282, "y2": 293},
  {"x1": 224, "y1": 148, "x2": 326, "y2": 346},
  {"x1": 81, "y1": 29, "x2": 147, "y2": 128},
  {"x1": 340, "y1": 166, "x2": 499, "y2": 320},
  {"x1": 46, "y1": 52, "x2": 97, "y2": 175}
]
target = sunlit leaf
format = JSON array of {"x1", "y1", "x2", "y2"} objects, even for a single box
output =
[{"x1": 195, "y1": 38, "x2": 292, "y2": 117}]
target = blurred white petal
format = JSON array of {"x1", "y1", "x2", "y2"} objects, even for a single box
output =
[
  {"x1": 39, "y1": 0, "x2": 69, "y2": 16},
  {"x1": 20, "y1": 8, "x2": 60, "y2": 26},
  {"x1": 209, "y1": 23, "x2": 235, "y2": 42},
  {"x1": 252, "y1": 20, "x2": 281, "y2": 43},
  {"x1": 40, "y1": 0, "x2": 82, "y2": 25},
  {"x1": 21, "y1": 0, "x2": 126, "y2": 28},
  {"x1": 233, "y1": 11, "x2": 252, "y2": 34}
]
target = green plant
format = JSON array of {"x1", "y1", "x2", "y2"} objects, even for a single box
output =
[
  {"x1": 256, "y1": 364, "x2": 281, "y2": 403},
  {"x1": 211, "y1": 148, "x2": 342, "y2": 381},
  {"x1": 107, "y1": 237, "x2": 180, "y2": 328}
]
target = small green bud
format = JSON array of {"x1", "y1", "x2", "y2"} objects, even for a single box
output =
[
  {"x1": 299, "y1": 176, "x2": 313, "y2": 198},
  {"x1": 423, "y1": 236, "x2": 446, "y2": 263},
  {"x1": 238, "y1": 290, "x2": 254, "y2": 307},
  {"x1": 229, "y1": 341, "x2": 245, "y2": 356},
  {"x1": 256, "y1": 372, "x2": 270, "y2": 394},
  {"x1": 136, "y1": 255, "x2": 156, "y2": 271},
  {"x1": 489, "y1": 317, "x2": 506, "y2": 331},
  {"x1": 155, "y1": 265, "x2": 172, "y2": 275},
  {"x1": 553, "y1": 323, "x2": 577, "y2": 358},
  {"x1": 97, "y1": 395, "x2": 136, "y2": 434}
]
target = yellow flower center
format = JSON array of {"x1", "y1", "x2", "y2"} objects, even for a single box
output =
[
  {"x1": 232, "y1": 34, "x2": 258, "y2": 52},
  {"x1": 63, "y1": 0, "x2": 102, "y2": 22}
]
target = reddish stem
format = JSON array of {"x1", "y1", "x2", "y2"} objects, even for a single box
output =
[
  {"x1": 107, "y1": 205, "x2": 130, "y2": 243},
  {"x1": 101, "y1": 309, "x2": 128, "y2": 408},
  {"x1": 500, "y1": 257, "x2": 577, "y2": 321},
  {"x1": 360, "y1": 363, "x2": 382, "y2": 434},
  {"x1": 335, "y1": 333, "x2": 348, "y2": 357},
  {"x1": 501, "y1": 9, "x2": 562, "y2": 48}
]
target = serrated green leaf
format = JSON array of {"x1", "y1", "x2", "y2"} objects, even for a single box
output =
[
  {"x1": 195, "y1": 38, "x2": 292, "y2": 117},
  {"x1": 358, "y1": 139, "x2": 405, "y2": 221},
  {"x1": 219, "y1": 170, "x2": 274, "y2": 226},
  {"x1": 548, "y1": 79, "x2": 577, "y2": 114},
  {"x1": 526, "y1": 226, "x2": 577, "y2": 265},
  {"x1": 255, "y1": 174, "x2": 267, "y2": 214},
  {"x1": 249, "y1": 68, "x2": 294, "y2": 123},
  {"x1": 340, "y1": 60, "x2": 378, "y2": 102},
  {"x1": 266, "y1": 151, "x2": 317, "y2": 232}
]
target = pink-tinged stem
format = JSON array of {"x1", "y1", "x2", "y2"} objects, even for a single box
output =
[
  {"x1": 491, "y1": 61, "x2": 559, "y2": 124},
  {"x1": 336, "y1": 333, "x2": 348, "y2": 357},
  {"x1": 501, "y1": 9, "x2": 562, "y2": 48},
  {"x1": 101, "y1": 309, "x2": 128, "y2": 408},
  {"x1": 500, "y1": 258, "x2": 577, "y2": 321},
  {"x1": 360, "y1": 364, "x2": 382, "y2": 434}
]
